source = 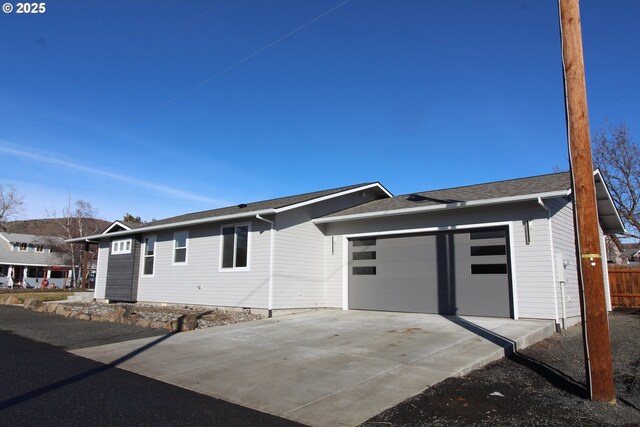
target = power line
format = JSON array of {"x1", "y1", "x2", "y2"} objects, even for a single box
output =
[{"x1": 139, "y1": 0, "x2": 353, "y2": 119}]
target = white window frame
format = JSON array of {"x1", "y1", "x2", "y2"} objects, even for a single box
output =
[
  {"x1": 35, "y1": 244, "x2": 45, "y2": 253},
  {"x1": 219, "y1": 222, "x2": 251, "y2": 272},
  {"x1": 141, "y1": 235, "x2": 157, "y2": 277},
  {"x1": 111, "y1": 238, "x2": 133, "y2": 255},
  {"x1": 16, "y1": 243, "x2": 28, "y2": 252},
  {"x1": 173, "y1": 231, "x2": 189, "y2": 265}
]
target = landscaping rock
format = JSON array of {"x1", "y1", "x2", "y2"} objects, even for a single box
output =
[
  {"x1": 4, "y1": 296, "x2": 21, "y2": 305},
  {"x1": 46, "y1": 303, "x2": 59, "y2": 313},
  {"x1": 170, "y1": 314, "x2": 198, "y2": 332},
  {"x1": 23, "y1": 298, "x2": 44, "y2": 310}
]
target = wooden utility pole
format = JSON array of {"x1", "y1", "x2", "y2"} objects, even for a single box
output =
[{"x1": 558, "y1": 0, "x2": 616, "y2": 403}]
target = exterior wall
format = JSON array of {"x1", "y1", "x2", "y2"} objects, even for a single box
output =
[
  {"x1": 546, "y1": 197, "x2": 580, "y2": 321},
  {"x1": 272, "y1": 190, "x2": 383, "y2": 310},
  {"x1": 136, "y1": 219, "x2": 271, "y2": 308},
  {"x1": 105, "y1": 237, "x2": 141, "y2": 302},
  {"x1": 324, "y1": 235, "x2": 343, "y2": 308},
  {"x1": 321, "y1": 201, "x2": 558, "y2": 319},
  {"x1": 94, "y1": 240, "x2": 109, "y2": 299}
]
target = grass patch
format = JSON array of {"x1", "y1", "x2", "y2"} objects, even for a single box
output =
[{"x1": 0, "y1": 289, "x2": 75, "y2": 303}]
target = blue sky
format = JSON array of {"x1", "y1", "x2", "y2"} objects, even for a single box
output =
[{"x1": 1, "y1": 0, "x2": 638, "y2": 222}]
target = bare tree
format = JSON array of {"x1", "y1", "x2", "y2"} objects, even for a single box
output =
[
  {"x1": 48, "y1": 197, "x2": 101, "y2": 287},
  {"x1": 592, "y1": 123, "x2": 640, "y2": 238},
  {"x1": 0, "y1": 184, "x2": 25, "y2": 230}
]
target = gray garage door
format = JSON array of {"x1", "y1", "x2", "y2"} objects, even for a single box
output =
[{"x1": 348, "y1": 228, "x2": 512, "y2": 317}]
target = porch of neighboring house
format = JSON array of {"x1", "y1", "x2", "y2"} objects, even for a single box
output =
[{"x1": 0, "y1": 264, "x2": 72, "y2": 289}]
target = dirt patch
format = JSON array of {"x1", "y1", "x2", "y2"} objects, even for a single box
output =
[{"x1": 362, "y1": 309, "x2": 640, "y2": 426}]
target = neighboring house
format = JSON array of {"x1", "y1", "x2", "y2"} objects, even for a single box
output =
[
  {"x1": 69, "y1": 171, "x2": 624, "y2": 330},
  {"x1": 605, "y1": 235, "x2": 625, "y2": 264},
  {"x1": 0, "y1": 233, "x2": 71, "y2": 288},
  {"x1": 621, "y1": 246, "x2": 640, "y2": 263}
]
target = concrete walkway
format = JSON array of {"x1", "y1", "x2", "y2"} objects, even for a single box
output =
[{"x1": 72, "y1": 310, "x2": 555, "y2": 426}]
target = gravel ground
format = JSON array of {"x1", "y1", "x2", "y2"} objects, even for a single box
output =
[
  {"x1": 62, "y1": 301, "x2": 263, "y2": 329},
  {"x1": 362, "y1": 309, "x2": 640, "y2": 426}
]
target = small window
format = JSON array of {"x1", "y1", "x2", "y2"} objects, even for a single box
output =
[
  {"x1": 143, "y1": 235, "x2": 156, "y2": 276},
  {"x1": 112, "y1": 239, "x2": 132, "y2": 255},
  {"x1": 16, "y1": 243, "x2": 28, "y2": 252},
  {"x1": 471, "y1": 264, "x2": 507, "y2": 274},
  {"x1": 353, "y1": 266, "x2": 376, "y2": 275},
  {"x1": 353, "y1": 251, "x2": 376, "y2": 260},
  {"x1": 221, "y1": 224, "x2": 249, "y2": 270},
  {"x1": 35, "y1": 244, "x2": 44, "y2": 253},
  {"x1": 173, "y1": 231, "x2": 188, "y2": 264},
  {"x1": 353, "y1": 238, "x2": 376, "y2": 247},
  {"x1": 470, "y1": 245, "x2": 506, "y2": 256},
  {"x1": 470, "y1": 230, "x2": 506, "y2": 240}
]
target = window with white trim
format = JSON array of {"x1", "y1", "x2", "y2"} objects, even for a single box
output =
[
  {"x1": 16, "y1": 243, "x2": 28, "y2": 252},
  {"x1": 142, "y1": 235, "x2": 156, "y2": 276},
  {"x1": 35, "y1": 244, "x2": 45, "y2": 253},
  {"x1": 173, "y1": 231, "x2": 188, "y2": 264},
  {"x1": 111, "y1": 239, "x2": 132, "y2": 255},
  {"x1": 221, "y1": 224, "x2": 249, "y2": 270}
]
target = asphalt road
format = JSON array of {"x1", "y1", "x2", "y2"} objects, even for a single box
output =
[{"x1": 0, "y1": 306, "x2": 303, "y2": 426}]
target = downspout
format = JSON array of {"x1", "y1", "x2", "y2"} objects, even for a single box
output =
[
  {"x1": 538, "y1": 197, "x2": 561, "y2": 331},
  {"x1": 256, "y1": 214, "x2": 274, "y2": 318}
]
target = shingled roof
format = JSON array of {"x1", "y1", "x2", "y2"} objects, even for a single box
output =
[
  {"x1": 143, "y1": 182, "x2": 378, "y2": 228},
  {"x1": 68, "y1": 182, "x2": 388, "y2": 242},
  {"x1": 318, "y1": 172, "x2": 572, "y2": 220}
]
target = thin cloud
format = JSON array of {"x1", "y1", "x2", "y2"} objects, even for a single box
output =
[{"x1": 0, "y1": 143, "x2": 229, "y2": 206}]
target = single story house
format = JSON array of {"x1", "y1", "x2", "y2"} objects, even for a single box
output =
[
  {"x1": 0, "y1": 232, "x2": 71, "y2": 288},
  {"x1": 70, "y1": 171, "x2": 624, "y2": 329}
]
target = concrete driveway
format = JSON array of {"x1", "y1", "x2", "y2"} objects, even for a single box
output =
[{"x1": 72, "y1": 310, "x2": 554, "y2": 426}]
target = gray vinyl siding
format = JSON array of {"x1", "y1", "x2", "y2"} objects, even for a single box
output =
[
  {"x1": 94, "y1": 240, "x2": 110, "y2": 299},
  {"x1": 105, "y1": 237, "x2": 141, "y2": 302},
  {"x1": 324, "y1": 235, "x2": 343, "y2": 308},
  {"x1": 136, "y1": 219, "x2": 271, "y2": 308},
  {"x1": 272, "y1": 190, "x2": 382, "y2": 309},
  {"x1": 546, "y1": 197, "x2": 580, "y2": 319},
  {"x1": 321, "y1": 201, "x2": 557, "y2": 320}
]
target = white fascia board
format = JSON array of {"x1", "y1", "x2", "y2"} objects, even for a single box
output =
[
  {"x1": 0, "y1": 233, "x2": 10, "y2": 244},
  {"x1": 102, "y1": 221, "x2": 132, "y2": 234},
  {"x1": 66, "y1": 208, "x2": 277, "y2": 243},
  {"x1": 314, "y1": 189, "x2": 571, "y2": 224},
  {"x1": 275, "y1": 183, "x2": 393, "y2": 213},
  {"x1": 593, "y1": 170, "x2": 626, "y2": 233}
]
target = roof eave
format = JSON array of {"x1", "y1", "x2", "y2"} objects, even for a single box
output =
[
  {"x1": 66, "y1": 208, "x2": 278, "y2": 243},
  {"x1": 313, "y1": 190, "x2": 571, "y2": 224}
]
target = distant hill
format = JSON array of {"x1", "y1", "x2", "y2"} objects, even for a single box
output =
[{"x1": 3, "y1": 218, "x2": 112, "y2": 237}]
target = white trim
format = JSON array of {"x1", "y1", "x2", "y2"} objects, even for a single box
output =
[
  {"x1": 111, "y1": 238, "x2": 133, "y2": 255},
  {"x1": 172, "y1": 230, "x2": 189, "y2": 265},
  {"x1": 103, "y1": 221, "x2": 133, "y2": 234},
  {"x1": 16, "y1": 243, "x2": 28, "y2": 252},
  {"x1": 218, "y1": 222, "x2": 251, "y2": 272},
  {"x1": 314, "y1": 190, "x2": 571, "y2": 224},
  {"x1": 593, "y1": 169, "x2": 625, "y2": 233},
  {"x1": 339, "y1": 221, "x2": 519, "y2": 318},
  {"x1": 275, "y1": 183, "x2": 393, "y2": 213},
  {"x1": 140, "y1": 235, "x2": 157, "y2": 278}
]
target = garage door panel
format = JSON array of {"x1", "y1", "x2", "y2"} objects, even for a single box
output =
[{"x1": 349, "y1": 227, "x2": 513, "y2": 318}]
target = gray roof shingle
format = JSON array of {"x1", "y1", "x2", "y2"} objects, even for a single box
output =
[
  {"x1": 321, "y1": 172, "x2": 571, "y2": 218},
  {"x1": 141, "y1": 183, "x2": 376, "y2": 228}
]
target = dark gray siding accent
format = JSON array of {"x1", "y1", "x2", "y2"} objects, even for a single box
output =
[{"x1": 105, "y1": 236, "x2": 141, "y2": 302}]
